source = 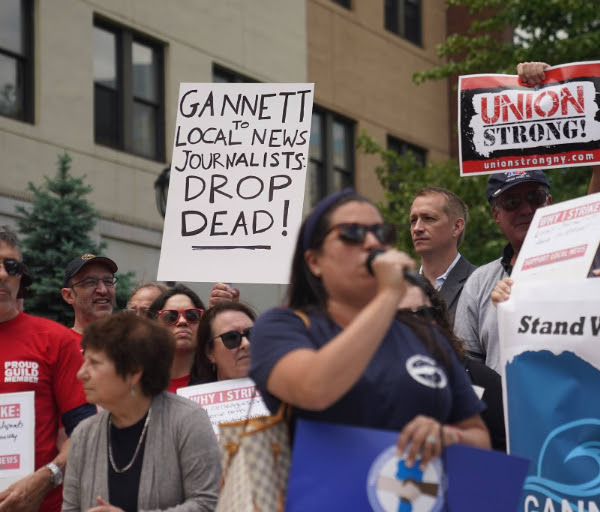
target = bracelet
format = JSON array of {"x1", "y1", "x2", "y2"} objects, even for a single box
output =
[{"x1": 444, "y1": 425, "x2": 463, "y2": 444}]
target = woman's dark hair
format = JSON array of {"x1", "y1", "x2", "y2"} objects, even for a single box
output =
[
  {"x1": 189, "y1": 301, "x2": 256, "y2": 384},
  {"x1": 395, "y1": 278, "x2": 467, "y2": 370},
  {"x1": 419, "y1": 279, "x2": 467, "y2": 361},
  {"x1": 81, "y1": 312, "x2": 174, "y2": 396},
  {"x1": 147, "y1": 284, "x2": 205, "y2": 319},
  {"x1": 287, "y1": 191, "x2": 374, "y2": 311}
]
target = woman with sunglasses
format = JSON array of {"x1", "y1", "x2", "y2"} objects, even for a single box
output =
[
  {"x1": 190, "y1": 301, "x2": 256, "y2": 384},
  {"x1": 147, "y1": 284, "x2": 205, "y2": 393},
  {"x1": 250, "y1": 189, "x2": 489, "y2": 470}
]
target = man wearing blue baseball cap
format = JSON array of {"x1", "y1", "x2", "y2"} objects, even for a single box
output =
[{"x1": 454, "y1": 170, "x2": 552, "y2": 372}]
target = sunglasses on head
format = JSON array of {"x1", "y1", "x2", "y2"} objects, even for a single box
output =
[
  {"x1": 157, "y1": 308, "x2": 203, "y2": 325},
  {"x1": 326, "y1": 223, "x2": 397, "y2": 245},
  {"x1": 497, "y1": 188, "x2": 548, "y2": 212},
  {"x1": 213, "y1": 327, "x2": 252, "y2": 350},
  {"x1": 1, "y1": 258, "x2": 25, "y2": 276}
]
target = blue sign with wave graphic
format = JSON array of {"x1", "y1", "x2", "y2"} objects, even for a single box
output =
[{"x1": 506, "y1": 350, "x2": 600, "y2": 511}]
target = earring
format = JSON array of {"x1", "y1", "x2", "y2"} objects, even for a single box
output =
[
  {"x1": 131, "y1": 384, "x2": 136, "y2": 397},
  {"x1": 313, "y1": 268, "x2": 321, "y2": 277}
]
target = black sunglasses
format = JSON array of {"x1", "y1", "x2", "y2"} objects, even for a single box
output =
[
  {"x1": 497, "y1": 188, "x2": 548, "y2": 212},
  {"x1": 157, "y1": 308, "x2": 203, "y2": 325},
  {"x1": 326, "y1": 223, "x2": 397, "y2": 245},
  {"x1": 1, "y1": 258, "x2": 25, "y2": 276},
  {"x1": 213, "y1": 327, "x2": 253, "y2": 350}
]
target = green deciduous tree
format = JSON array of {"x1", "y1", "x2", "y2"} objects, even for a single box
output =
[
  {"x1": 16, "y1": 152, "x2": 134, "y2": 325},
  {"x1": 413, "y1": 0, "x2": 600, "y2": 85}
]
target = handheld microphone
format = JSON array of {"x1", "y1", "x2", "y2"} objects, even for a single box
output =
[{"x1": 366, "y1": 249, "x2": 426, "y2": 290}]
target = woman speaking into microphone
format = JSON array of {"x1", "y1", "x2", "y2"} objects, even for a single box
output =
[{"x1": 250, "y1": 189, "x2": 489, "y2": 469}]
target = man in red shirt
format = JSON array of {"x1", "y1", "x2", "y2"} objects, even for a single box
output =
[{"x1": 0, "y1": 226, "x2": 95, "y2": 512}]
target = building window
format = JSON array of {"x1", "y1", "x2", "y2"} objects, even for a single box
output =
[
  {"x1": 384, "y1": 0, "x2": 422, "y2": 46},
  {"x1": 0, "y1": 0, "x2": 33, "y2": 122},
  {"x1": 387, "y1": 135, "x2": 427, "y2": 166},
  {"x1": 309, "y1": 108, "x2": 354, "y2": 206},
  {"x1": 93, "y1": 19, "x2": 165, "y2": 161},
  {"x1": 331, "y1": 0, "x2": 351, "y2": 9},
  {"x1": 212, "y1": 64, "x2": 257, "y2": 83}
]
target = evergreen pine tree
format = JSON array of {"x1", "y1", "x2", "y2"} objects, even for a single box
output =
[{"x1": 16, "y1": 152, "x2": 134, "y2": 325}]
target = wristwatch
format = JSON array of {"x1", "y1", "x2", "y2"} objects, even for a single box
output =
[{"x1": 45, "y1": 462, "x2": 63, "y2": 488}]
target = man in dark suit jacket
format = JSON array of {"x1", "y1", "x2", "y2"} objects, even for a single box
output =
[{"x1": 409, "y1": 187, "x2": 477, "y2": 324}]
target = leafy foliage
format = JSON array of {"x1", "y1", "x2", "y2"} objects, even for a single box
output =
[
  {"x1": 16, "y1": 153, "x2": 135, "y2": 325},
  {"x1": 413, "y1": 0, "x2": 600, "y2": 84},
  {"x1": 358, "y1": 134, "x2": 593, "y2": 266}
]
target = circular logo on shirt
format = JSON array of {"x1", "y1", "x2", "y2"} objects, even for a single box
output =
[
  {"x1": 406, "y1": 355, "x2": 447, "y2": 389},
  {"x1": 366, "y1": 445, "x2": 443, "y2": 512}
]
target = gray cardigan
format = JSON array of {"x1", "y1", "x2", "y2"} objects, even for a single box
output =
[{"x1": 61, "y1": 392, "x2": 221, "y2": 512}]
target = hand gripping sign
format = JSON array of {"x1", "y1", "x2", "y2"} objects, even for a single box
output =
[{"x1": 158, "y1": 83, "x2": 314, "y2": 284}]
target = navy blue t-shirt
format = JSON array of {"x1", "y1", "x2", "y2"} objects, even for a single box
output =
[{"x1": 249, "y1": 308, "x2": 485, "y2": 431}]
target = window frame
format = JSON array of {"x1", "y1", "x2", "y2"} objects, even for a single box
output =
[
  {"x1": 387, "y1": 134, "x2": 427, "y2": 166},
  {"x1": 93, "y1": 16, "x2": 165, "y2": 162},
  {"x1": 309, "y1": 106, "x2": 355, "y2": 204},
  {"x1": 331, "y1": 0, "x2": 352, "y2": 9},
  {"x1": 212, "y1": 64, "x2": 258, "y2": 84},
  {"x1": 384, "y1": 0, "x2": 422, "y2": 47},
  {"x1": 0, "y1": 0, "x2": 34, "y2": 123}
]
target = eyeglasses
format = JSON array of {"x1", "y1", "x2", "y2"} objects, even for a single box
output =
[
  {"x1": 1, "y1": 258, "x2": 25, "y2": 276},
  {"x1": 398, "y1": 306, "x2": 437, "y2": 319},
  {"x1": 124, "y1": 307, "x2": 149, "y2": 316},
  {"x1": 326, "y1": 223, "x2": 397, "y2": 245},
  {"x1": 157, "y1": 308, "x2": 203, "y2": 325},
  {"x1": 497, "y1": 189, "x2": 548, "y2": 212},
  {"x1": 71, "y1": 276, "x2": 118, "y2": 289},
  {"x1": 213, "y1": 327, "x2": 253, "y2": 350}
]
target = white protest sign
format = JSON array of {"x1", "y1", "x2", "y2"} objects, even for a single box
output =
[
  {"x1": 177, "y1": 378, "x2": 269, "y2": 436},
  {"x1": 0, "y1": 391, "x2": 34, "y2": 492},
  {"x1": 511, "y1": 192, "x2": 600, "y2": 283},
  {"x1": 158, "y1": 83, "x2": 314, "y2": 284},
  {"x1": 498, "y1": 280, "x2": 600, "y2": 511}
]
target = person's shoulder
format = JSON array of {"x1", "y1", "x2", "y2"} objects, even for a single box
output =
[
  {"x1": 156, "y1": 391, "x2": 203, "y2": 417},
  {"x1": 155, "y1": 392, "x2": 213, "y2": 433},
  {"x1": 72, "y1": 409, "x2": 106, "y2": 438},
  {"x1": 20, "y1": 313, "x2": 76, "y2": 341},
  {"x1": 20, "y1": 312, "x2": 68, "y2": 331},
  {"x1": 459, "y1": 254, "x2": 478, "y2": 273},
  {"x1": 255, "y1": 307, "x2": 307, "y2": 329},
  {"x1": 465, "y1": 257, "x2": 502, "y2": 282}
]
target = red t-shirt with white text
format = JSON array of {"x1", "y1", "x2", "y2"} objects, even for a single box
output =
[{"x1": 0, "y1": 312, "x2": 88, "y2": 512}]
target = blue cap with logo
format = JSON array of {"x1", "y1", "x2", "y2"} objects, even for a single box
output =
[{"x1": 486, "y1": 170, "x2": 550, "y2": 202}]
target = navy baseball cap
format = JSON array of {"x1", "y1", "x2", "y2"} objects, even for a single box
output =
[
  {"x1": 486, "y1": 170, "x2": 550, "y2": 202},
  {"x1": 63, "y1": 253, "x2": 118, "y2": 287}
]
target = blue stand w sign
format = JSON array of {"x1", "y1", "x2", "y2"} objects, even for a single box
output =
[{"x1": 286, "y1": 419, "x2": 529, "y2": 512}]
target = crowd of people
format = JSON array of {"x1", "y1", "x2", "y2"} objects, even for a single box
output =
[{"x1": 0, "y1": 61, "x2": 599, "y2": 512}]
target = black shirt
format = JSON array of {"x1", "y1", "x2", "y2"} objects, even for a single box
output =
[{"x1": 107, "y1": 412, "x2": 148, "y2": 512}]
